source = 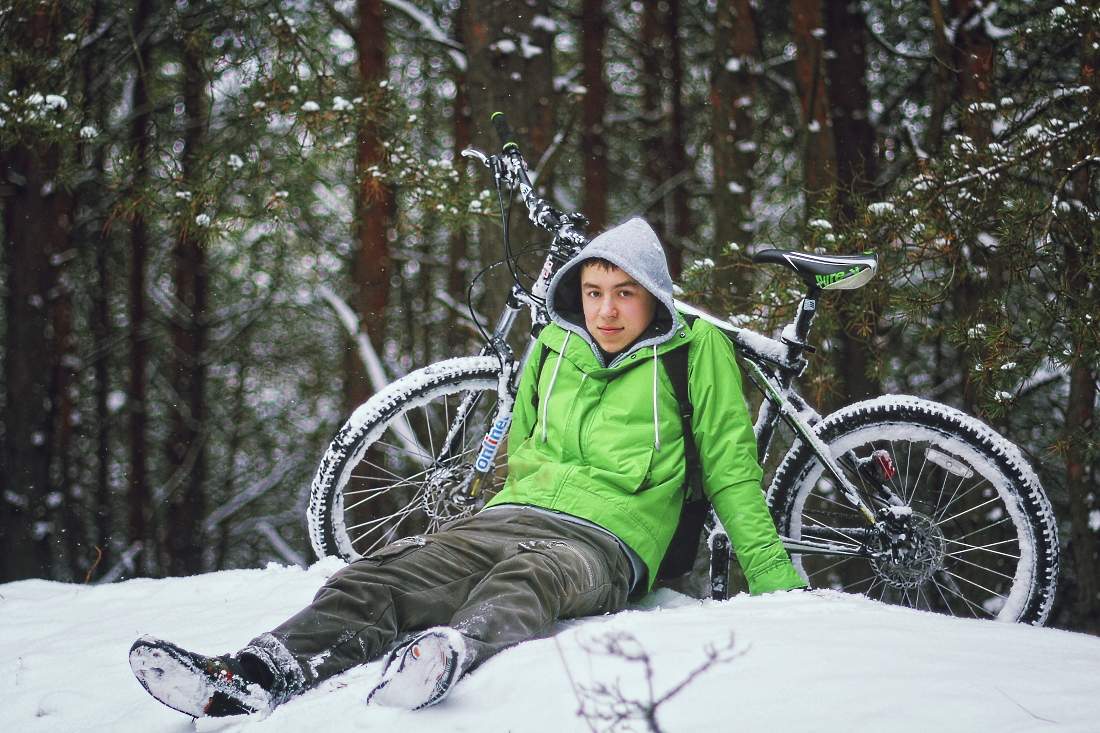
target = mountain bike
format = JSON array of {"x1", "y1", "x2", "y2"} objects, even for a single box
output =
[{"x1": 306, "y1": 114, "x2": 1059, "y2": 625}]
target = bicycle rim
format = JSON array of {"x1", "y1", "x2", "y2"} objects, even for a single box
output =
[{"x1": 781, "y1": 420, "x2": 1042, "y2": 622}]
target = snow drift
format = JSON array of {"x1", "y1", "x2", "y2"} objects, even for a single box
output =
[{"x1": 3, "y1": 558, "x2": 1098, "y2": 732}]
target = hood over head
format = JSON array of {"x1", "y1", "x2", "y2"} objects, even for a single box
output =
[{"x1": 545, "y1": 217, "x2": 679, "y2": 364}]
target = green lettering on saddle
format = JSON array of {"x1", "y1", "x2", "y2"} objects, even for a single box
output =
[{"x1": 815, "y1": 266, "x2": 863, "y2": 288}]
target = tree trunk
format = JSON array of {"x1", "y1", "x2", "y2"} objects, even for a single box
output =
[
  {"x1": 1064, "y1": 358, "x2": 1099, "y2": 633},
  {"x1": 0, "y1": 0, "x2": 72, "y2": 581},
  {"x1": 83, "y1": 0, "x2": 113, "y2": 579},
  {"x1": 1061, "y1": 30, "x2": 1100, "y2": 634},
  {"x1": 347, "y1": 0, "x2": 395, "y2": 410},
  {"x1": 791, "y1": 0, "x2": 837, "y2": 214},
  {"x1": 128, "y1": 0, "x2": 155, "y2": 575},
  {"x1": 52, "y1": 173, "x2": 80, "y2": 581},
  {"x1": 926, "y1": 0, "x2": 954, "y2": 155},
  {"x1": 825, "y1": 0, "x2": 879, "y2": 404},
  {"x1": 952, "y1": 0, "x2": 994, "y2": 147},
  {"x1": 640, "y1": 0, "x2": 667, "y2": 254},
  {"x1": 447, "y1": 0, "x2": 472, "y2": 354},
  {"x1": 581, "y1": 0, "x2": 609, "y2": 232},
  {"x1": 949, "y1": 0, "x2": 996, "y2": 413},
  {"x1": 711, "y1": 0, "x2": 759, "y2": 302},
  {"x1": 824, "y1": 0, "x2": 875, "y2": 218},
  {"x1": 165, "y1": 10, "x2": 210, "y2": 576},
  {"x1": 666, "y1": 0, "x2": 690, "y2": 280}
]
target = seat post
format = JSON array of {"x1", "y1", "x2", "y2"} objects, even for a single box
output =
[{"x1": 783, "y1": 285, "x2": 822, "y2": 366}]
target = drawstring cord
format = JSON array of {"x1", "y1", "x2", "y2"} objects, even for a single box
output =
[
  {"x1": 541, "y1": 332, "x2": 571, "y2": 442},
  {"x1": 652, "y1": 345, "x2": 661, "y2": 451}
]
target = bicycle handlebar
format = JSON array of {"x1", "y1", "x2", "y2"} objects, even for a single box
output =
[{"x1": 490, "y1": 111, "x2": 518, "y2": 153}]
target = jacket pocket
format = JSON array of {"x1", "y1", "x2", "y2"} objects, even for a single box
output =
[
  {"x1": 517, "y1": 539, "x2": 600, "y2": 593},
  {"x1": 364, "y1": 535, "x2": 427, "y2": 564}
]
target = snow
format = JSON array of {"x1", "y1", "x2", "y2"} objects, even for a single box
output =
[
  {"x1": 383, "y1": 0, "x2": 466, "y2": 71},
  {"x1": 3, "y1": 565, "x2": 1099, "y2": 732},
  {"x1": 531, "y1": 15, "x2": 557, "y2": 33}
]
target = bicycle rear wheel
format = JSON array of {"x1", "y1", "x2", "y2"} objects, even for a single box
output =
[
  {"x1": 308, "y1": 356, "x2": 506, "y2": 561},
  {"x1": 768, "y1": 396, "x2": 1058, "y2": 624}
]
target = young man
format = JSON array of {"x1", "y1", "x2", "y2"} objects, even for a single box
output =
[{"x1": 129, "y1": 217, "x2": 805, "y2": 719}]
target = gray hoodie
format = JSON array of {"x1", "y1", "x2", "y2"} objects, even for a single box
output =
[{"x1": 545, "y1": 217, "x2": 682, "y2": 368}]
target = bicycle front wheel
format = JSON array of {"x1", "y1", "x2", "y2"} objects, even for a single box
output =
[
  {"x1": 308, "y1": 356, "x2": 506, "y2": 562},
  {"x1": 768, "y1": 396, "x2": 1059, "y2": 624}
]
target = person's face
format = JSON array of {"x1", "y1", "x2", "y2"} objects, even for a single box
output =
[{"x1": 580, "y1": 264, "x2": 658, "y2": 354}]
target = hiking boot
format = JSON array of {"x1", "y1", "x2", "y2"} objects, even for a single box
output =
[
  {"x1": 366, "y1": 627, "x2": 468, "y2": 710},
  {"x1": 129, "y1": 635, "x2": 276, "y2": 718}
]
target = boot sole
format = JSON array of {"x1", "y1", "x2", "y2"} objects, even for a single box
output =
[{"x1": 129, "y1": 639, "x2": 214, "y2": 718}]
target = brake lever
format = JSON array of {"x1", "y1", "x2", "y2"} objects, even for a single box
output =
[{"x1": 460, "y1": 147, "x2": 491, "y2": 167}]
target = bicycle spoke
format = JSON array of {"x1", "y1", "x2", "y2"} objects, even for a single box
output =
[
  {"x1": 934, "y1": 470, "x2": 965, "y2": 521},
  {"x1": 354, "y1": 505, "x2": 419, "y2": 556},
  {"x1": 807, "y1": 554, "x2": 857, "y2": 578},
  {"x1": 943, "y1": 537, "x2": 1020, "y2": 560},
  {"x1": 343, "y1": 485, "x2": 398, "y2": 500},
  {"x1": 348, "y1": 470, "x2": 436, "y2": 495},
  {"x1": 945, "y1": 553, "x2": 1016, "y2": 583},
  {"x1": 903, "y1": 440, "x2": 914, "y2": 504},
  {"x1": 934, "y1": 572, "x2": 991, "y2": 618},
  {"x1": 909, "y1": 447, "x2": 931, "y2": 505},
  {"x1": 423, "y1": 404, "x2": 437, "y2": 461},
  {"x1": 352, "y1": 458, "x2": 436, "y2": 485},
  {"x1": 928, "y1": 576, "x2": 956, "y2": 617},
  {"x1": 936, "y1": 495, "x2": 1002, "y2": 527},
  {"x1": 952, "y1": 515, "x2": 1012, "y2": 544},
  {"x1": 942, "y1": 568, "x2": 1006, "y2": 601},
  {"x1": 806, "y1": 490, "x2": 862, "y2": 514},
  {"x1": 346, "y1": 493, "x2": 424, "y2": 533},
  {"x1": 800, "y1": 513, "x2": 865, "y2": 549},
  {"x1": 933, "y1": 477, "x2": 991, "y2": 524},
  {"x1": 371, "y1": 437, "x2": 433, "y2": 463},
  {"x1": 842, "y1": 573, "x2": 876, "y2": 592}
]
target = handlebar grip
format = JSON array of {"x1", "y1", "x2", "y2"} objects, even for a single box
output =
[{"x1": 490, "y1": 111, "x2": 519, "y2": 152}]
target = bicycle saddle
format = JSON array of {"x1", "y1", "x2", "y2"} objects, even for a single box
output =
[{"x1": 752, "y1": 249, "x2": 878, "y2": 291}]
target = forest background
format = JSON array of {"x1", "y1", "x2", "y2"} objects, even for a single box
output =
[{"x1": 1, "y1": 0, "x2": 1097, "y2": 635}]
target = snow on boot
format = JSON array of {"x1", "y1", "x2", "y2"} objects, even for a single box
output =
[
  {"x1": 366, "y1": 627, "x2": 468, "y2": 710},
  {"x1": 128, "y1": 635, "x2": 274, "y2": 718}
]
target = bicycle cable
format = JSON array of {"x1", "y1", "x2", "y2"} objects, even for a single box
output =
[{"x1": 464, "y1": 242, "x2": 554, "y2": 357}]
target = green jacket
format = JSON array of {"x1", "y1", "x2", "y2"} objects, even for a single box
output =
[{"x1": 487, "y1": 316, "x2": 805, "y2": 594}]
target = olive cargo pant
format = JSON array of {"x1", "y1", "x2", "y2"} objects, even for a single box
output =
[{"x1": 244, "y1": 506, "x2": 632, "y2": 695}]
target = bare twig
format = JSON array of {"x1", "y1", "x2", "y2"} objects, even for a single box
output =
[
  {"x1": 568, "y1": 630, "x2": 744, "y2": 733},
  {"x1": 83, "y1": 546, "x2": 104, "y2": 584}
]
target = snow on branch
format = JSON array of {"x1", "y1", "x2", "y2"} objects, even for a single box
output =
[
  {"x1": 384, "y1": 0, "x2": 467, "y2": 71},
  {"x1": 317, "y1": 284, "x2": 430, "y2": 463},
  {"x1": 97, "y1": 542, "x2": 144, "y2": 584},
  {"x1": 434, "y1": 290, "x2": 485, "y2": 337},
  {"x1": 317, "y1": 284, "x2": 391, "y2": 393},
  {"x1": 256, "y1": 520, "x2": 307, "y2": 568},
  {"x1": 203, "y1": 452, "x2": 305, "y2": 532}
]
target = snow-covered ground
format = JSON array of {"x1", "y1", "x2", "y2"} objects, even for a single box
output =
[{"x1": 4, "y1": 558, "x2": 1099, "y2": 732}]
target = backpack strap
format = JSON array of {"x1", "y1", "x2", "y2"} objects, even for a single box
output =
[
  {"x1": 529, "y1": 341, "x2": 550, "y2": 412},
  {"x1": 663, "y1": 314, "x2": 703, "y2": 502}
]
